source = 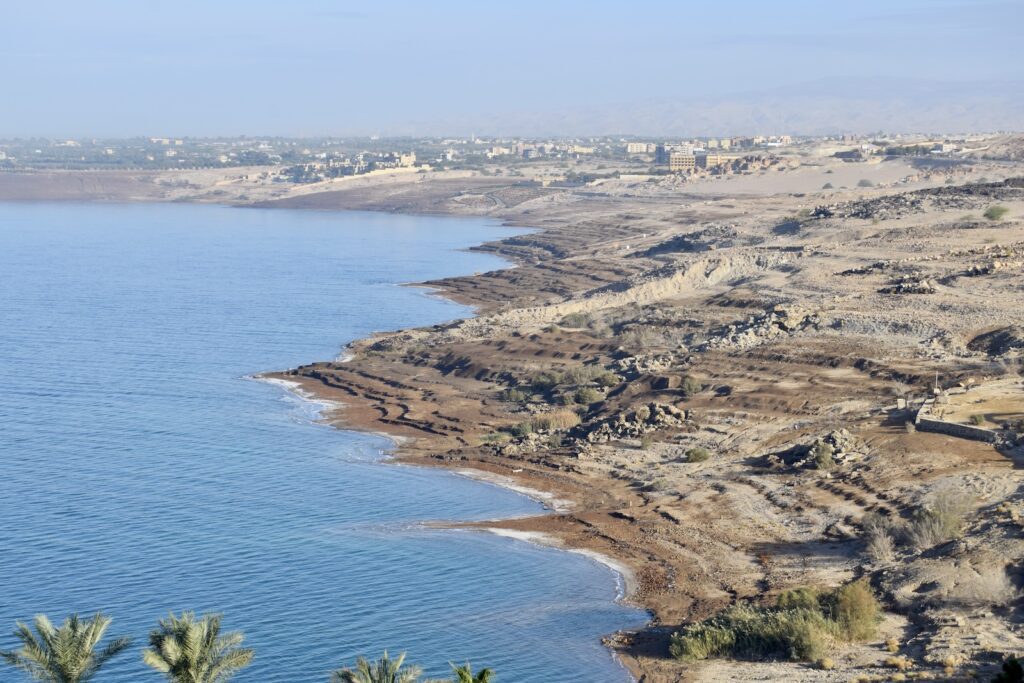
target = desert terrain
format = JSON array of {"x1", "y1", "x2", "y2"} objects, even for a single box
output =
[{"x1": 3, "y1": 138, "x2": 1023, "y2": 681}]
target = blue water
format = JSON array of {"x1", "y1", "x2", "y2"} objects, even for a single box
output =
[{"x1": 0, "y1": 202, "x2": 647, "y2": 682}]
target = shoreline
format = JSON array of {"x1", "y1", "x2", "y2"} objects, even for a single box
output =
[{"x1": 8, "y1": 162, "x2": 1023, "y2": 681}]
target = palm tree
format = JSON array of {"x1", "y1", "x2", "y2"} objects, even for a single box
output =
[
  {"x1": 450, "y1": 662, "x2": 494, "y2": 683},
  {"x1": 331, "y1": 651, "x2": 424, "y2": 683},
  {"x1": 0, "y1": 613, "x2": 132, "y2": 683},
  {"x1": 142, "y1": 612, "x2": 253, "y2": 683}
]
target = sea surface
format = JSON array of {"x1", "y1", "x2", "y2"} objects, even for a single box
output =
[{"x1": 0, "y1": 202, "x2": 647, "y2": 682}]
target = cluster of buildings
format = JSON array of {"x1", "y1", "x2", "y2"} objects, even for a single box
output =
[
  {"x1": 279, "y1": 151, "x2": 416, "y2": 183},
  {"x1": 625, "y1": 136, "x2": 794, "y2": 174}
]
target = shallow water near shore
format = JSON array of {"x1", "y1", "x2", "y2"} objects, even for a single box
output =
[{"x1": 0, "y1": 202, "x2": 647, "y2": 682}]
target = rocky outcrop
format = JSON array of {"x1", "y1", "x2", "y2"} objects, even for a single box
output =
[
  {"x1": 572, "y1": 402, "x2": 688, "y2": 444},
  {"x1": 697, "y1": 305, "x2": 820, "y2": 352},
  {"x1": 768, "y1": 429, "x2": 866, "y2": 470}
]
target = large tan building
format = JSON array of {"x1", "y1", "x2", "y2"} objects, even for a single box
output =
[
  {"x1": 668, "y1": 152, "x2": 696, "y2": 173},
  {"x1": 696, "y1": 153, "x2": 737, "y2": 169}
]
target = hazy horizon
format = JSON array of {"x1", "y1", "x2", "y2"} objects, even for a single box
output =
[{"x1": 3, "y1": 0, "x2": 1022, "y2": 138}]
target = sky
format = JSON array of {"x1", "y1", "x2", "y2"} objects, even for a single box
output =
[{"x1": 2, "y1": 0, "x2": 1022, "y2": 137}]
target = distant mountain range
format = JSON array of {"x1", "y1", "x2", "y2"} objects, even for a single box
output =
[{"x1": 386, "y1": 78, "x2": 1024, "y2": 138}]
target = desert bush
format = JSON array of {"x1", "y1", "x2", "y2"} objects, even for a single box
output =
[
  {"x1": 886, "y1": 637, "x2": 900, "y2": 653},
  {"x1": 680, "y1": 376, "x2": 703, "y2": 397},
  {"x1": 812, "y1": 441, "x2": 836, "y2": 471},
  {"x1": 593, "y1": 371, "x2": 620, "y2": 388},
  {"x1": 904, "y1": 487, "x2": 974, "y2": 550},
  {"x1": 857, "y1": 178, "x2": 874, "y2": 187},
  {"x1": 529, "y1": 371, "x2": 563, "y2": 392},
  {"x1": 945, "y1": 563, "x2": 1019, "y2": 607},
  {"x1": 994, "y1": 657, "x2": 1023, "y2": 683},
  {"x1": 639, "y1": 434, "x2": 654, "y2": 450},
  {"x1": 686, "y1": 447, "x2": 711, "y2": 463},
  {"x1": 969, "y1": 413, "x2": 985, "y2": 425},
  {"x1": 573, "y1": 387, "x2": 602, "y2": 405},
  {"x1": 669, "y1": 604, "x2": 832, "y2": 662},
  {"x1": 480, "y1": 432, "x2": 510, "y2": 445},
  {"x1": 984, "y1": 205, "x2": 1010, "y2": 221},
  {"x1": 531, "y1": 410, "x2": 581, "y2": 431},
  {"x1": 499, "y1": 388, "x2": 529, "y2": 403},
  {"x1": 670, "y1": 579, "x2": 881, "y2": 663},
  {"x1": 561, "y1": 365, "x2": 607, "y2": 385},
  {"x1": 506, "y1": 421, "x2": 534, "y2": 438},
  {"x1": 826, "y1": 578, "x2": 880, "y2": 641},
  {"x1": 559, "y1": 312, "x2": 591, "y2": 328},
  {"x1": 818, "y1": 657, "x2": 835, "y2": 670},
  {"x1": 866, "y1": 528, "x2": 895, "y2": 563},
  {"x1": 776, "y1": 586, "x2": 821, "y2": 612}
]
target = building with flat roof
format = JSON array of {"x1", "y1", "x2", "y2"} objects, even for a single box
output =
[{"x1": 669, "y1": 152, "x2": 696, "y2": 173}]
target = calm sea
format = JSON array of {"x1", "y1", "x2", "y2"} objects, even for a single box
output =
[{"x1": 0, "y1": 202, "x2": 647, "y2": 682}]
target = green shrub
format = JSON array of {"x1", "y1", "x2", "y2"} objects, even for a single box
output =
[
  {"x1": 776, "y1": 586, "x2": 821, "y2": 612},
  {"x1": 680, "y1": 376, "x2": 702, "y2": 397},
  {"x1": 812, "y1": 441, "x2": 835, "y2": 471},
  {"x1": 984, "y1": 205, "x2": 1010, "y2": 221},
  {"x1": 686, "y1": 447, "x2": 711, "y2": 463},
  {"x1": 826, "y1": 578, "x2": 880, "y2": 641},
  {"x1": 969, "y1": 413, "x2": 985, "y2": 426},
  {"x1": 573, "y1": 387, "x2": 602, "y2": 405},
  {"x1": 559, "y1": 312, "x2": 591, "y2": 328},
  {"x1": 506, "y1": 422, "x2": 534, "y2": 438},
  {"x1": 669, "y1": 604, "x2": 831, "y2": 662},
  {"x1": 529, "y1": 371, "x2": 563, "y2": 392},
  {"x1": 670, "y1": 579, "x2": 881, "y2": 663},
  {"x1": 499, "y1": 388, "x2": 529, "y2": 403}
]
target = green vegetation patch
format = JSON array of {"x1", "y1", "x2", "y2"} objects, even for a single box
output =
[{"x1": 670, "y1": 579, "x2": 880, "y2": 663}]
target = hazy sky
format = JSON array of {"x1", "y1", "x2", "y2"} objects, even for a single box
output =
[{"x1": 3, "y1": 0, "x2": 1021, "y2": 137}]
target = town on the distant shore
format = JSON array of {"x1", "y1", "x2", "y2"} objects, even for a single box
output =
[{"x1": 0, "y1": 133, "x2": 1001, "y2": 185}]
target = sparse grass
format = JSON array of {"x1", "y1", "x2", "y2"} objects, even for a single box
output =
[
  {"x1": 885, "y1": 655, "x2": 913, "y2": 671},
  {"x1": 670, "y1": 580, "x2": 881, "y2": 663},
  {"x1": 479, "y1": 432, "x2": 511, "y2": 445},
  {"x1": 984, "y1": 205, "x2": 1010, "y2": 222},
  {"x1": 685, "y1": 447, "x2": 711, "y2": 463},
  {"x1": 866, "y1": 526, "x2": 895, "y2": 563}
]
